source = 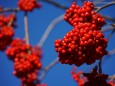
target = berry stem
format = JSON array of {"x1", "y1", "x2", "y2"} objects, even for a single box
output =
[
  {"x1": 101, "y1": 25, "x2": 115, "y2": 32},
  {"x1": 107, "y1": 28, "x2": 115, "y2": 41},
  {"x1": 24, "y1": 12, "x2": 30, "y2": 45},
  {"x1": 98, "y1": 59, "x2": 102, "y2": 74},
  {"x1": 108, "y1": 74, "x2": 115, "y2": 81},
  {"x1": 102, "y1": 15, "x2": 115, "y2": 22},
  {"x1": 98, "y1": 25, "x2": 115, "y2": 74},
  {"x1": 24, "y1": 12, "x2": 31, "y2": 54},
  {"x1": 8, "y1": 12, "x2": 16, "y2": 26},
  {"x1": 95, "y1": 1, "x2": 115, "y2": 12}
]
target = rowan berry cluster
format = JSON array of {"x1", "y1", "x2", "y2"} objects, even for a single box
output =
[
  {"x1": 55, "y1": 1, "x2": 108, "y2": 66},
  {"x1": 6, "y1": 38, "x2": 42, "y2": 85},
  {"x1": 64, "y1": 2, "x2": 105, "y2": 28},
  {"x1": 18, "y1": 0, "x2": 41, "y2": 12},
  {"x1": 83, "y1": 67, "x2": 111, "y2": 86}
]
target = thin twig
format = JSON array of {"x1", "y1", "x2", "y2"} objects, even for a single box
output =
[
  {"x1": 95, "y1": 1, "x2": 115, "y2": 12},
  {"x1": 98, "y1": 26, "x2": 115, "y2": 74},
  {"x1": 38, "y1": 14, "x2": 64, "y2": 47},
  {"x1": 102, "y1": 15, "x2": 115, "y2": 22},
  {"x1": 24, "y1": 12, "x2": 29, "y2": 44},
  {"x1": 0, "y1": 8, "x2": 20, "y2": 13},
  {"x1": 101, "y1": 26, "x2": 114, "y2": 32},
  {"x1": 108, "y1": 49, "x2": 115, "y2": 56},
  {"x1": 8, "y1": 12, "x2": 16, "y2": 26},
  {"x1": 39, "y1": 0, "x2": 68, "y2": 10},
  {"x1": 94, "y1": 0, "x2": 104, "y2": 5},
  {"x1": 24, "y1": 12, "x2": 30, "y2": 86},
  {"x1": 107, "y1": 28, "x2": 115, "y2": 41},
  {"x1": 39, "y1": 57, "x2": 59, "y2": 80},
  {"x1": 109, "y1": 74, "x2": 115, "y2": 81},
  {"x1": 98, "y1": 59, "x2": 102, "y2": 74}
]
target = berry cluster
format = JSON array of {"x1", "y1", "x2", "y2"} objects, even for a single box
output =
[
  {"x1": 0, "y1": 14, "x2": 16, "y2": 27},
  {"x1": 72, "y1": 67, "x2": 86, "y2": 86},
  {"x1": 83, "y1": 67, "x2": 111, "y2": 86},
  {"x1": 55, "y1": 23, "x2": 108, "y2": 66},
  {"x1": 55, "y1": 1, "x2": 108, "y2": 66},
  {"x1": 18, "y1": 0, "x2": 41, "y2": 12},
  {"x1": 0, "y1": 26, "x2": 14, "y2": 50},
  {"x1": 6, "y1": 38, "x2": 42, "y2": 85},
  {"x1": 64, "y1": 2, "x2": 105, "y2": 28}
]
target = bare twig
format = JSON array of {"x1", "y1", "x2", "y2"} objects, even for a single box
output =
[
  {"x1": 24, "y1": 12, "x2": 30, "y2": 86},
  {"x1": 8, "y1": 12, "x2": 16, "y2": 26},
  {"x1": 108, "y1": 49, "x2": 115, "y2": 56},
  {"x1": 102, "y1": 15, "x2": 115, "y2": 22},
  {"x1": 95, "y1": 1, "x2": 115, "y2": 12},
  {"x1": 0, "y1": 8, "x2": 20, "y2": 13},
  {"x1": 39, "y1": 0, "x2": 68, "y2": 10},
  {"x1": 24, "y1": 12, "x2": 29, "y2": 44},
  {"x1": 39, "y1": 57, "x2": 59, "y2": 80},
  {"x1": 109, "y1": 74, "x2": 115, "y2": 81},
  {"x1": 107, "y1": 28, "x2": 115, "y2": 41},
  {"x1": 98, "y1": 59, "x2": 102, "y2": 74},
  {"x1": 38, "y1": 14, "x2": 64, "y2": 47},
  {"x1": 98, "y1": 25, "x2": 115, "y2": 74},
  {"x1": 94, "y1": 0, "x2": 104, "y2": 5},
  {"x1": 101, "y1": 26, "x2": 115, "y2": 32}
]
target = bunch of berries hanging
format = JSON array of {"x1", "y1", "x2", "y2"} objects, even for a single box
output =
[
  {"x1": 83, "y1": 67, "x2": 111, "y2": 86},
  {"x1": 0, "y1": 14, "x2": 16, "y2": 51},
  {"x1": 6, "y1": 38, "x2": 42, "y2": 85},
  {"x1": 54, "y1": 1, "x2": 108, "y2": 66},
  {"x1": 18, "y1": 0, "x2": 41, "y2": 12}
]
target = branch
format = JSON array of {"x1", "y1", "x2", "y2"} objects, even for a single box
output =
[
  {"x1": 109, "y1": 74, "x2": 115, "y2": 81},
  {"x1": 98, "y1": 59, "x2": 102, "y2": 74},
  {"x1": 38, "y1": 14, "x2": 64, "y2": 47},
  {"x1": 39, "y1": 0, "x2": 68, "y2": 10},
  {"x1": 24, "y1": 12, "x2": 29, "y2": 45},
  {"x1": 93, "y1": 0, "x2": 104, "y2": 5},
  {"x1": 101, "y1": 26, "x2": 115, "y2": 32},
  {"x1": 107, "y1": 29, "x2": 115, "y2": 41},
  {"x1": 102, "y1": 15, "x2": 115, "y2": 22},
  {"x1": 98, "y1": 25, "x2": 115, "y2": 74},
  {"x1": 95, "y1": 2, "x2": 115, "y2": 12},
  {"x1": 39, "y1": 57, "x2": 59, "y2": 80},
  {"x1": 0, "y1": 8, "x2": 20, "y2": 13},
  {"x1": 108, "y1": 49, "x2": 115, "y2": 56},
  {"x1": 8, "y1": 12, "x2": 16, "y2": 27}
]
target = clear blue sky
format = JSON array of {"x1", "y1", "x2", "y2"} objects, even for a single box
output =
[{"x1": 0, "y1": 0, "x2": 115, "y2": 86}]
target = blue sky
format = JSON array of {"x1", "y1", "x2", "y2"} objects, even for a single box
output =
[{"x1": 0, "y1": 0, "x2": 115, "y2": 86}]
